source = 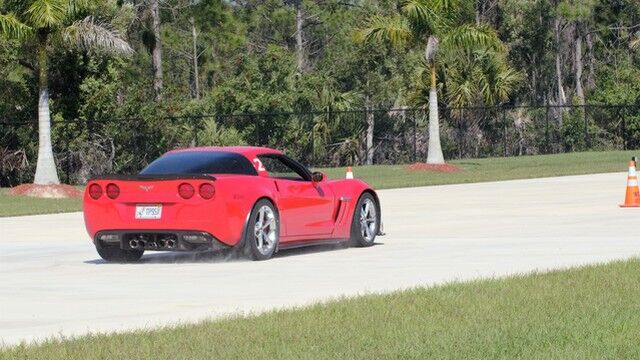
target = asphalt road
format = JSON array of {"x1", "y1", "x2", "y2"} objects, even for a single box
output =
[{"x1": 1, "y1": 172, "x2": 639, "y2": 346}]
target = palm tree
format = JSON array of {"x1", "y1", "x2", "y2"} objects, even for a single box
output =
[
  {"x1": 0, "y1": 1, "x2": 132, "y2": 185},
  {"x1": 357, "y1": 0, "x2": 503, "y2": 164},
  {"x1": 430, "y1": 45, "x2": 520, "y2": 158},
  {"x1": 309, "y1": 81, "x2": 356, "y2": 161}
]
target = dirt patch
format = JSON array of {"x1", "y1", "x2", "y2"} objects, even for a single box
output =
[
  {"x1": 9, "y1": 184, "x2": 83, "y2": 199},
  {"x1": 407, "y1": 163, "x2": 461, "y2": 173}
]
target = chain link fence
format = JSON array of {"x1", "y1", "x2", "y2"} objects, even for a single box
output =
[{"x1": 1, "y1": 104, "x2": 638, "y2": 186}]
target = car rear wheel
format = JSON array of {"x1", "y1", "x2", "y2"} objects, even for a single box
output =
[
  {"x1": 244, "y1": 199, "x2": 279, "y2": 261},
  {"x1": 96, "y1": 247, "x2": 144, "y2": 263},
  {"x1": 350, "y1": 192, "x2": 380, "y2": 247}
]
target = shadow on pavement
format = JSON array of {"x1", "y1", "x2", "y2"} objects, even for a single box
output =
[
  {"x1": 84, "y1": 250, "x2": 239, "y2": 265},
  {"x1": 84, "y1": 241, "x2": 384, "y2": 265}
]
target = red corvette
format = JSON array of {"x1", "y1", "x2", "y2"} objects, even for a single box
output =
[{"x1": 83, "y1": 146, "x2": 381, "y2": 261}]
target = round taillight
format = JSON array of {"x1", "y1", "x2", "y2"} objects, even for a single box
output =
[
  {"x1": 89, "y1": 184, "x2": 102, "y2": 200},
  {"x1": 106, "y1": 183, "x2": 120, "y2": 199},
  {"x1": 199, "y1": 183, "x2": 215, "y2": 199},
  {"x1": 178, "y1": 183, "x2": 195, "y2": 199}
]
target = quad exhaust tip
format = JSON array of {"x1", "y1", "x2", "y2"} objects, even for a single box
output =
[{"x1": 128, "y1": 236, "x2": 177, "y2": 249}]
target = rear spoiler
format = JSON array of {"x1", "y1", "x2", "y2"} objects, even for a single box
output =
[{"x1": 88, "y1": 174, "x2": 216, "y2": 182}]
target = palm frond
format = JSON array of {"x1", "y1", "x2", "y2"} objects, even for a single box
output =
[
  {"x1": 25, "y1": 0, "x2": 67, "y2": 28},
  {"x1": 441, "y1": 24, "x2": 503, "y2": 53},
  {"x1": 481, "y1": 67, "x2": 522, "y2": 105},
  {"x1": 448, "y1": 79, "x2": 478, "y2": 108},
  {"x1": 401, "y1": 1, "x2": 435, "y2": 23},
  {"x1": 67, "y1": 0, "x2": 96, "y2": 16},
  {"x1": 631, "y1": 32, "x2": 640, "y2": 49},
  {"x1": 63, "y1": 16, "x2": 133, "y2": 55},
  {"x1": 0, "y1": 13, "x2": 33, "y2": 39},
  {"x1": 400, "y1": 0, "x2": 444, "y2": 34},
  {"x1": 355, "y1": 15, "x2": 412, "y2": 47}
]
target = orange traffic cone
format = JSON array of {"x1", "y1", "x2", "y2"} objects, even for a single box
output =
[
  {"x1": 346, "y1": 166, "x2": 354, "y2": 179},
  {"x1": 620, "y1": 159, "x2": 640, "y2": 208}
]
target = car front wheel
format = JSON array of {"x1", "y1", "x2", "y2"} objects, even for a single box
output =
[{"x1": 350, "y1": 192, "x2": 380, "y2": 247}]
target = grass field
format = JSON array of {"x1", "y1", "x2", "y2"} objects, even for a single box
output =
[
  {"x1": 0, "y1": 188, "x2": 82, "y2": 217},
  {"x1": 3, "y1": 258, "x2": 640, "y2": 358},
  {"x1": 0, "y1": 150, "x2": 636, "y2": 217},
  {"x1": 320, "y1": 150, "x2": 637, "y2": 189}
]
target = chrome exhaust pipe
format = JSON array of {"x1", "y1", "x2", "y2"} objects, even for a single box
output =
[
  {"x1": 129, "y1": 239, "x2": 139, "y2": 249},
  {"x1": 166, "y1": 239, "x2": 176, "y2": 249},
  {"x1": 156, "y1": 239, "x2": 166, "y2": 248}
]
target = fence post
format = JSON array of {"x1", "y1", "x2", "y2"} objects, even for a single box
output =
[
  {"x1": 364, "y1": 108, "x2": 373, "y2": 165},
  {"x1": 66, "y1": 122, "x2": 71, "y2": 184},
  {"x1": 620, "y1": 107, "x2": 626, "y2": 150},
  {"x1": 412, "y1": 109, "x2": 417, "y2": 162},
  {"x1": 584, "y1": 104, "x2": 589, "y2": 149},
  {"x1": 502, "y1": 106, "x2": 507, "y2": 157},
  {"x1": 192, "y1": 116, "x2": 198, "y2": 146},
  {"x1": 544, "y1": 102, "x2": 550, "y2": 154},
  {"x1": 310, "y1": 112, "x2": 315, "y2": 166},
  {"x1": 252, "y1": 114, "x2": 257, "y2": 145},
  {"x1": 458, "y1": 107, "x2": 463, "y2": 159}
]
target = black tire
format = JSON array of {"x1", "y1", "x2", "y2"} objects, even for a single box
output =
[
  {"x1": 96, "y1": 247, "x2": 144, "y2": 263},
  {"x1": 243, "y1": 199, "x2": 280, "y2": 261},
  {"x1": 350, "y1": 192, "x2": 380, "y2": 247}
]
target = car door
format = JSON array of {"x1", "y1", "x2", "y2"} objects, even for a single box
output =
[{"x1": 257, "y1": 155, "x2": 335, "y2": 238}]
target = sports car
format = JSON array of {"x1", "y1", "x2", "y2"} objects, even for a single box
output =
[{"x1": 83, "y1": 146, "x2": 381, "y2": 261}]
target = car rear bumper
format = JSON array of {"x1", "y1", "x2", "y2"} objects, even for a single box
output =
[{"x1": 94, "y1": 230, "x2": 231, "y2": 252}]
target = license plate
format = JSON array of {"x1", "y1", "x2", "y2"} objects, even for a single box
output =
[{"x1": 135, "y1": 205, "x2": 162, "y2": 219}]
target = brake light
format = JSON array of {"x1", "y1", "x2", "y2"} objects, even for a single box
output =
[
  {"x1": 199, "y1": 183, "x2": 215, "y2": 199},
  {"x1": 106, "y1": 183, "x2": 120, "y2": 199},
  {"x1": 178, "y1": 183, "x2": 195, "y2": 199},
  {"x1": 89, "y1": 184, "x2": 102, "y2": 200}
]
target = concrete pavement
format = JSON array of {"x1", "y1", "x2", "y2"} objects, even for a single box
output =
[{"x1": 1, "y1": 172, "x2": 638, "y2": 346}]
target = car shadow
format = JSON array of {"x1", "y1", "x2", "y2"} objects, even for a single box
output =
[
  {"x1": 273, "y1": 241, "x2": 384, "y2": 259},
  {"x1": 84, "y1": 249, "x2": 241, "y2": 265},
  {"x1": 84, "y1": 242, "x2": 385, "y2": 265}
]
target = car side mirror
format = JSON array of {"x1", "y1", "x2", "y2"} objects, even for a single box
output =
[{"x1": 311, "y1": 171, "x2": 325, "y2": 183}]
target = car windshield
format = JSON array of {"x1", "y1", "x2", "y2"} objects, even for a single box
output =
[{"x1": 140, "y1": 151, "x2": 258, "y2": 176}]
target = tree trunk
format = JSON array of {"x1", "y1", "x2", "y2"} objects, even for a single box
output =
[
  {"x1": 427, "y1": 63, "x2": 445, "y2": 164},
  {"x1": 585, "y1": 31, "x2": 595, "y2": 89},
  {"x1": 574, "y1": 23, "x2": 585, "y2": 106},
  {"x1": 151, "y1": 0, "x2": 163, "y2": 101},
  {"x1": 295, "y1": 0, "x2": 305, "y2": 72},
  {"x1": 33, "y1": 31, "x2": 60, "y2": 185},
  {"x1": 554, "y1": 17, "x2": 566, "y2": 107},
  {"x1": 190, "y1": 16, "x2": 199, "y2": 100},
  {"x1": 365, "y1": 95, "x2": 374, "y2": 165}
]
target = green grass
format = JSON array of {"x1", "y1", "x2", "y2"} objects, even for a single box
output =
[
  {"x1": 4, "y1": 259, "x2": 640, "y2": 359},
  {"x1": 1, "y1": 150, "x2": 637, "y2": 217},
  {"x1": 320, "y1": 150, "x2": 638, "y2": 189},
  {"x1": 0, "y1": 188, "x2": 82, "y2": 217}
]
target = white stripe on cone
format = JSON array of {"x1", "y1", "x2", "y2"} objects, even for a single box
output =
[{"x1": 346, "y1": 167, "x2": 353, "y2": 179}]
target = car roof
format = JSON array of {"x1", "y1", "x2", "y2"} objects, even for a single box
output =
[{"x1": 166, "y1": 146, "x2": 284, "y2": 158}]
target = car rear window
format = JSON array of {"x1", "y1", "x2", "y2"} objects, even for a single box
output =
[{"x1": 140, "y1": 151, "x2": 258, "y2": 176}]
